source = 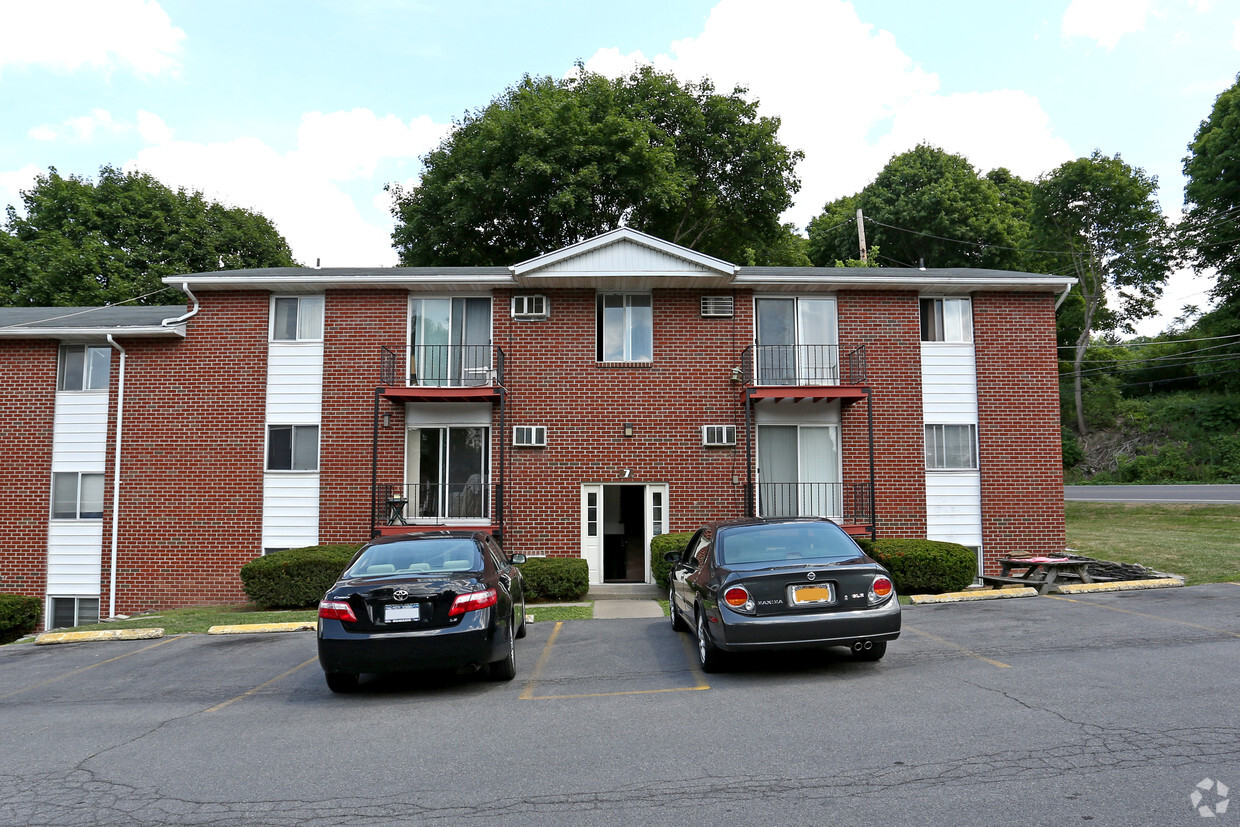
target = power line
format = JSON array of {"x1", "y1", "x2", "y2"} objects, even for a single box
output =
[
  {"x1": 0, "y1": 286, "x2": 181, "y2": 332},
  {"x1": 1057, "y1": 332, "x2": 1240, "y2": 349}
]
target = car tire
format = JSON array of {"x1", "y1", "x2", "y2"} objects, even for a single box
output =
[
  {"x1": 853, "y1": 640, "x2": 887, "y2": 662},
  {"x1": 488, "y1": 620, "x2": 517, "y2": 681},
  {"x1": 695, "y1": 608, "x2": 725, "y2": 673},
  {"x1": 515, "y1": 596, "x2": 528, "y2": 639},
  {"x1": 669, "y1": 584, "x2": 688, "y2": 632},
  {"x1": 325, "y1": 672, "x2": 359, "y2": 693}
]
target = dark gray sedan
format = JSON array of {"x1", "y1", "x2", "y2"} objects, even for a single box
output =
[{"x1": 667, "y1": 518, "x2": 900, "y2": 672}]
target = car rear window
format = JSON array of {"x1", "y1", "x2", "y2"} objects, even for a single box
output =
[
  {"x1": 345, "y1": 538, "x2": 484, "y2": 577},
  {"x1": 717, "y1": 523, "x2": 861, "y2": 565}
]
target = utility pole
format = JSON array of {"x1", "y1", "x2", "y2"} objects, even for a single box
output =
[{"x1": 856, "y1": 208, "x2": 867, "y2": 264}]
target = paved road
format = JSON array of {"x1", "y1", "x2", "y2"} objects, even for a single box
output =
[
  {"x1": 2, "y1": 585, "x2": 1240, "y2": 825},
  {"x1": 1065, "y1": 484, "x2": 1240, "y2": 503}
]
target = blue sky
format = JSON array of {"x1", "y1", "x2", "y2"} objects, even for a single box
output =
[{"x1": 1, "y1": 0, "x2": 1237, "y2": 334}]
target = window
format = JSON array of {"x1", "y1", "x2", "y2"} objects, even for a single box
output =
[
  {"x1": 702, "y1": 425, "x2": 737, "y2": 447},
  {"x1": 925, "y1": 424, "x2": 978, "y2": 470},
  {"x1": 701, "y1": 296, "x2": 734, "y2": 318},
  {"x1": 754, "y1": 297, "x2": 838, "y2": 385},
  {"x1": 757, "y1": 425, "x2": 841, "y2": 518},
  {"x1": 651, "y1": 490, "x2": 664, "y2": 537},
  {"x1": 920, "y1": 297, "x2": 972, "y2": 342},
  {"x1": 58, "y1": 345, "x2": 110, "y2": 391},
  {"x1": 511, "y1": 295, "x2": 549, "y2": 319},
  {"x1": 407, "y1": 426, "x2": 489, "y2": 519},
  {"x1": 49, "y1": 597, "x2": 99, "y2": 629},
  {"x1": 272, "y1": 296, "x2": 324, "y2": 341},
  {"x1": 52, "y1": 472, "x2": 104, "y2": 519},
  {"x1": 267, "y1": 425, "x2": 320, "y2": 471},
  {"x1": 597, "y1": 294, "x2": 652, "y2": 362},
  {"x1": 410, "y1": 297, "x2": 491, "y2": 386},
  {"x1": 586, "y1": 491, "x2": 598, "y2": 538}
]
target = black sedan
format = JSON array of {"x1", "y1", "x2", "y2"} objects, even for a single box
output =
[
  {"x1": 317, "y1": 531, "x2": 526, "y2": 692},
  {"x1": 667, "y1": 518, "x2": 900, "y2": 672}
]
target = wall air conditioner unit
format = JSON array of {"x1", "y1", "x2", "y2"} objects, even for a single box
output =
[
  {"x1": 700, "y1": 296, "x2": 734, "y2": 318},
  {"x1": 513, "y1": 426, "x2": 547, "y2": 447},
  {"x1": 511, "y1": 294, "x2": 549, "y2": 319},
  {"x1": 701, "y1": 425, "x2": 737, "y2": 447}
]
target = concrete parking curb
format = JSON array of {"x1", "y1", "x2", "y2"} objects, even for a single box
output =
[
  {"x1": 910, "y1": 587, "x2": 1038, "y2": 604},
  {"x1": 206, "y1": 622, "x2": 316, "y2": 635},
  {"x1": 35, "y1": 628, "x2": 165, "y2": 645},
  {"x1": 1054, "y1": 577, "x2": 1185, "y2": 594}
]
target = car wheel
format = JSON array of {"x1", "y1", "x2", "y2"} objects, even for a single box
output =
[
  {"x1": 695, "y1": 608, "x2": 725, "y2": 673},
  {"x1": 669, "y1": 584, "x2": 688, "y2": 632},
  {"x1": 515, "y1": 596, "x2": 528, "y2": 639},
  {"x1": 488, "y1": 619, "x2": 517, "y2": 681},
  {"x1": 325, "y1": 672, "x2": 359, "y2": 693},
  {"x1": 853, "y1": 640, "x2": 887, "y2": 662}
]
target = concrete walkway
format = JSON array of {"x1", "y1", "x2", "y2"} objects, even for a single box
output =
[{"x1": 592, "y1": 600, "x2": 665, "y2": 619}]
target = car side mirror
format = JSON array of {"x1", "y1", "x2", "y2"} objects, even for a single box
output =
[
  {"x1": 509, "y1": 554, "x2": 527, "y2": 565},
  {"x1": 664, "y1": 551, "x2": 681, "y2": 563}
]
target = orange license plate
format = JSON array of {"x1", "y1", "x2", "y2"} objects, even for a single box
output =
[{"x1": 790, "y1": 584, "x2": 834, "y2": 605}]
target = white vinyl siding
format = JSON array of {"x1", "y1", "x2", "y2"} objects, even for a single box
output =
[
  {"x1": 46, "y1": 390, "x2": 109, "y2": 605},
  {"x1": 262, "y1": 338, "x2": 323, "y2": 550},
  {"x1": 262, "y1": 474, "x2": 320, "y2": 550},
  {"x1": 921, "y1": 330, "x2": 982, "y2": 556}
]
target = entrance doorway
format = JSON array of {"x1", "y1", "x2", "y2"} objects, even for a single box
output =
[{"x1": 580, "y1": 484, "x2": 667, "y2": 585}]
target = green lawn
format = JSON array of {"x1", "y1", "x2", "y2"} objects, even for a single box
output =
[{"x1": 1065, "y1": 501, "x2": 1240, "y2": 585}]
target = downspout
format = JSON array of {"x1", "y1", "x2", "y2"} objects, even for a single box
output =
[
  {"x1": 162, "y1": 282, "x2": 200, "y2": 327},
  {"x1": 1054, "y1": 283, "x2": 1073, "y2": 311},
  {"x1": 105, "y1": 335, "x2": 127, "y2": 619}
]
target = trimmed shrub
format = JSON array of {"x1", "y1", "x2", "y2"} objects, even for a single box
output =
[
  {"x1": 0, "y1": 594, "x2": 42, "y2": 644},
  {"x1": 240, "y1": 544, "x2": 363, "y2": 608},
  {"x1": 866, "y1": 538, "x2": 977, "y2": 595},
  {"x1": 518, "y1": 557, "x2": 589, "y2": 602},
  {"x1": 650, "y1": 532, "x2": 694, "y2": 588}
]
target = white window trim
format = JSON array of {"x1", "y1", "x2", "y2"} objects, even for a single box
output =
[
  {"x1": 702, "y1": 425, "x2": 737, "y2": 447},
  {"x1": 57, "y1": 344, "x2": 111, "y2": 392},
  {"x1": 265, "y1": 424, "x2": 321, "y2": 472},
  {"x1": 513, "y1": 426, "x2": 547, "y2": 447},
  {"x1": 50, "y1": 471, "x2": 104, "y2": 520},
  {"x1": 511, "y1": 294, "x2": 549, "y2": 319},
  {"x1": 596, "y1": 293, "x2": 653, "y2": 364},
  {"x1": 403, "y1": 424, "x2": 493, "y2": 525},
  {"x1": 920, "y1": 296, "x2": 974, "y2": 344},
  {"x1": 924, "y1": 423, "x2": 979, "y2": 471}
]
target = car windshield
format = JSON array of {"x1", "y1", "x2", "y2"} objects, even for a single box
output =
[
  {"x1": 717, "y1": 523, "x2": 861, "y2": 566},
  {"x1": 344, "y1": 538, "x2": 484, "y2": 578}
]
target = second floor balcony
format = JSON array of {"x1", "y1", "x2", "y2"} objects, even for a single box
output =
[
  {"x1": 740, "y1": 343, "x2": 867, "y2": 387},
  {"x1": 381, "y1": 345, "x2": 505, "y2": 388}
]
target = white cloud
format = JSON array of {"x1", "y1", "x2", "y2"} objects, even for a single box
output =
[
  {"x1": 0, "y1": 0, "x2": 185, "y2": 76},
  {"x1": 136, "y1": 110, "x2": 173, "y2": 145},
  {"x1": 1061, "y1": 0, "x2": 1154, "y2": 49},
  {"x1": 583, "y1": 0, "x2": 1071, "y2": 228},
  {"x1": 0, "y1": 164, "x2": 41, "y2": 216},
  {"x1": 129, "y1": 110, "x2": 450, "y2": 267},
  {"x1": 28, "y1": 108, "x2": 164, "y2": 144}
]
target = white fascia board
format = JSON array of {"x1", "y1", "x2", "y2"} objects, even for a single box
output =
[
  {"x1": 734, "y1": 273, "x2": 1076, "y2": 292},
  {"x1": 510, "y1": 227, "x2": 738, "y2": 276},
  {"x1": 161, "y1": 274, "x2": 517, "y2": 290},
  {"x1": 0, "y1": 324, "x2": 187, "y2": 339}
]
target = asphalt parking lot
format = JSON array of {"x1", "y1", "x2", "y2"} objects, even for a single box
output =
[{"x1": 2, "y1": 584, "x2": 1239, "y2": 825}]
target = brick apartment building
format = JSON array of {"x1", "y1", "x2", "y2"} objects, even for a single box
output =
[{"x1": 0, "y1": 228, "x2": 1073, "y2": 629}]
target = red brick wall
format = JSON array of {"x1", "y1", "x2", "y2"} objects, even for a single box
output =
[
  {"x1": 838, "y1": 290, "x2": 927, "y2": 539},
  {"x1": 321, "y1": 289, "x2": 408, "y2": 542},
  {"x1": 974, "y1": 292, "x2": 1067, "y2": 566},
  {"x1": 493, "y1": 288, "x2": 752, "y2": 557},
  {"x1": 0, "y1": 341, "x2": 56, "y2": 609},
  {"x1": 101, "y1": 293, "x2": 268, "y2": 613}
]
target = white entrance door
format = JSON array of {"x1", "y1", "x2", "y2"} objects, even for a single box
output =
[
  {"x1": 581, "y1": 485, "x2": 603, "y2": 585},
  {"x1": 580, "y1": 484, "x2": 668, "y2": 585}
]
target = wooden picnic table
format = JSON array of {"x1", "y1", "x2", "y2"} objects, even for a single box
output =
[{"x1": 979, "y1": 556, "x2": 1096, "y2": 595}]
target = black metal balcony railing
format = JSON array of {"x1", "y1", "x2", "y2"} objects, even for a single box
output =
[
  {"x1": 378, "y1": 482, "x2": 499, "y2": 526},
  {"x1": 740, "y1": 344, "x2": 867, "y2": 386},
  {"x1": 752, "y1": 482, "x2": 872, "y2": 524},
  {"x1": 381, "y1": 345, "x2": 503, "y2": 388}
]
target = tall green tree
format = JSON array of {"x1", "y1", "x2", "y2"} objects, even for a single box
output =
[
  {"x1": 388, "y1": 67, "x2": 803, "y2": 266},
  {"x1": 1031, "y1": 151, "x2": 1176, "y2": 433},
  {"x1": 805, "y1": 145, "x2": 1031, "y2": 270},
  {"x1": 0, "y1": 166, "x2": 296, "y2": 306},
  {"x1": 1182, "y1": 72, "x2": 1240, "y2": 307}
]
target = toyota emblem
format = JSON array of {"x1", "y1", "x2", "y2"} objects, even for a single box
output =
[
  {"x1": 392, "y1": 588, "x2": 410, "y2": 602},
  {"x1": 806, "y1": 572, "x2": 816, "y2": 581}
]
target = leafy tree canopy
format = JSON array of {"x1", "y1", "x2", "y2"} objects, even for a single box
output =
[
  {"x1": 1183, "y1": 72, "x2": 1240, "y2": 307},
  {"x1": 806, "y1": 144, "x2": 1031, "y2": 270},
  {"x1": 1031, "y1": 150, "x2": 1176, "y2": 432},
  {"x1": 0, "y1": 165, "x2": 297, "y2": 306},
  {"x1": 388, "y1": 66, "x2": 803, "y2": 266}
]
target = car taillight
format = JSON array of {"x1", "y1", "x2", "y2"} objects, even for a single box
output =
[
  {"x1": 869, "y1": 576, "x2": 894, "y2": 604},
  {"x1": 449, "y1": 588, "x2": 498, "y2": 617},
  {"x1": 318, "y1": 599, "x2": 357, "y2": 622},
  {"x1": 722, "y1": 585, "x2": 754, "y2": 613}
]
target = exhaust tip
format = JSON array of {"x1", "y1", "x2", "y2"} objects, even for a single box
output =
[
  {"x1": 863, "y1": 640, "x2": 874, "y2": 651},
  {"x1": 852, "y1": 641, "x2": 864, "y2": 652}
]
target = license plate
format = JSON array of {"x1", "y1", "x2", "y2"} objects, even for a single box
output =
[
  {"x1": 789, "y1": 584, "x2": 834, "y2": 606},
  {"x1": 385, "y1": 604, "x2": 420, "y2": 622}
]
